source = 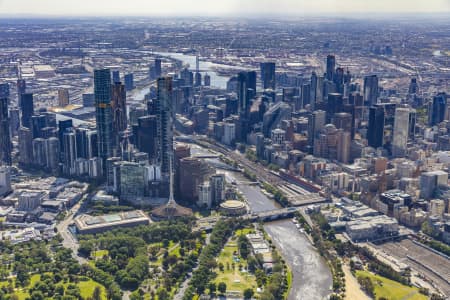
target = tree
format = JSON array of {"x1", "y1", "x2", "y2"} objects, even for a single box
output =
[
  {"x1": 243, "y1": 288, "x2": 254, "y2": 299},
  {"x1": 259, "y1": 291, "x2": 275, "y2": 300},
  {"x1": 15, "y1": 264, "x2": 30, "y2": 286},
  {"x1": 92, "y1": 286, "x2": 102, "y2": 300},
  {"x1": 238, "y1": 235, "x2": 250, "y2": 259},
  {"x1": 217, "y1": 282, "x2": 227, "y2": 294},
  {"x1": 55, "y1": 284, "x2": 65, "y2": 296},
  {"x1": 157, "y1": 289, "x2": 169, "y2": 300},
  {"x1": 30, "y1": 291, "x2": 45, "y2": 300},
  {"x1": 78, "y1": 241, "x2": 94, "y2": 257},
  {"x1": 208, "y1": 282, "x2": 216, "y2": 295},
  {"x1": 247, "y1": 256, "x2": 257, "y2": 273}
]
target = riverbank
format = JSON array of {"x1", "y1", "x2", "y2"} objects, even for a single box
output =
[{"x1": 191, "y1": 142, "x2": 333, "y2": 299}]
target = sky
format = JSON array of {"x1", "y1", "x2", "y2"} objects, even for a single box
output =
[{"x1": 0, "y1": 0, "x2": 449, "y2": 17}]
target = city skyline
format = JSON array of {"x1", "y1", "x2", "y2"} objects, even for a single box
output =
[
  {"x1": 0, "y1": 0, "x2": 449, "y2": 17},
  {"x1": 0, "y1": 10, "x2": 450, "y2": 300}
]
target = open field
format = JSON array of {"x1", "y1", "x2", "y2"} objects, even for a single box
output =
[
  {"x1": 213, "y1": 232, "x2": 258, "y2": 294},
  {"x1": 356, "y1": 270, "x2": 427, "y2": 300},
  {"x1": 77, "y1": 278, "x2": 107, "y2": 299}
]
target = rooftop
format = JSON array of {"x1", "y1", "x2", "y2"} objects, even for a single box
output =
[{"x1": 74, "y1": 210, "x2": 150, "y2": 232}]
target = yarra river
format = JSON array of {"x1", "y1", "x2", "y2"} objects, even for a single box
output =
[
  {"x1": 228, "y1": 170, "x2": 333, "y2": 300},
  {"x1": 137, "y1": 50, "x2": 334, "y2": 299}
]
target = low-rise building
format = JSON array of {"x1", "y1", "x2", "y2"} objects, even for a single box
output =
[{"x1": 74, "y1": 210, "x2": 150, "y2": 234}]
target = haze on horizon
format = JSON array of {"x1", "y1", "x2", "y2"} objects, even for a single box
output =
[{"x1": 0, "y1": 0, "x2": 449, "y2": 17}]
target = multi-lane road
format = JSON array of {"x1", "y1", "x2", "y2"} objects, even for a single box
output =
[{"x1": 56, "y1": 195, "x2": 88, "y2": 265}]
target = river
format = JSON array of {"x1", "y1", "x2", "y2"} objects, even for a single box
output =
[
  {"x1": 130, "y1": 52, "x2": 231, "y2": 101},
  {"x1": 222, "y1": 170, "x2": 333, "y2": 300},
  {"x1": 154, "y1": 52, "x2": 232, "y2": 89}
]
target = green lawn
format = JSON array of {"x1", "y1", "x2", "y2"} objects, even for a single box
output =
[
  {"x1": 169, "y1": 244, "x2": 181, "y2": 257},
  {"x1": 0, "y1": 274, "x2": 41, "y2": 300},
  {"x1": 92, "y1": 249, "x2": 109, "y2": 259},
  {"x1": 0, "y1": 274, "x2": 106, "y2": 300},
  {"x1": 284, "y1": 267, "x2": 292, "y2": 298},
  {"x1": 235, "y1": 228, "x2": 254, "y2": 236},
  {"x1": 356, "y1": 271, "x2": 427, "y2": 300},
  {"x1": 76, "y1": 278, "x2": 107, "y2": 300},
  {"x1": 213, "y1": 233, "x2": 258, "y2": 294}
]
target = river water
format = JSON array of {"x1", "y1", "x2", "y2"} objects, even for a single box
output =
[
  {"x1": 170, "y1": 51, "x2": 333, "y2": 298},
  {"x1": 224, "y1": 170, "x2": 333, "y2": 300},
  {"x1": 154, "y1": 52, "x2": 232, "y2": 89},
  {"x1": 130, "y1": 52, "x2": 231, "y2": 101}
]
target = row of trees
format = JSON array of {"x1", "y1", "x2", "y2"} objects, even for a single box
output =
[
  {"x1": 357, "y1": 275, "x2": 375, "y2": 298},
  {"x1": 419, "y1": 236, "x2": 450, "y2": 257},
  {"x1": 257, "y1": 250, "x2": 289, "y2": 300},
  {"x1": 309, "y1": 212, "x2": 346, "y2": 298},
  {"x1": 262, "y1": 183, "x2": 289, "y2": 207},
  {"x1": 183, "y1": 219, "x2": 245, "y2": 299}
]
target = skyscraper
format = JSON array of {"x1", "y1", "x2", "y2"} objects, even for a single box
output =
[
  {"x1": 18, "y1": 127, "x2": 33, "y2": 165},
  {"x1": 429, "y1": 92, "x2": 447, "y2": 126},
  {"x1": 393, "y1": 107, "x2": 415, "y2": 158},
  {"x1": 156, "y1": 77, "x2": 174, "y2": 175},
  {"x1": 112, "y1": 70, "x2": 120, "y2": 84},
  {"x1": 307, "y1": 110, "x2": 326, "y2": 153},
  {"x1": 237, "y1": 71, "x2": 256, "y2": 116},
  {"x1": 58, "y1": 119, "x2": 73, "y2": 157},
  {"x1": 30, "y1": 114, "x2": 47, "y2": 139},
  {"x1": 326, "y1": 55, "x2": 336, "y2": 81},
  {"x1": 327, "y1": 93, "x2": 343, "y2": 123},
  {"x1": 16, "y1": 79, "x2": 26, "y2": 103},
  {"x1": 111, "y1": 82, "x2": 127, "y2": 135},
  {"x1": 136, "y1": 115, "x2": 158, "y2": 162},
  {"x1": 45, "y1": 137, "x2": 60, "y2": 172},
  {"x1": 333, "y1": 67, "x2": 344, "y2": 93},
  {"x1": 310, "y1": 72, "x2": 318, "y2": 108},
  {"x1": 9, "y1": 108, "x2": 19, "y2": 136},
  {"x1": 408, "y1": 78, "x2": 419, "y2": 95},
  {"x1": 333, "y1": 112, "x2": 353, "y2": 134},
  {"x1": 94, "y1": 69, "x2": 114, "y2": 166},
  {"x1": 0, "y1": 98, "x2": 12, "y2": 165},
  {"x1": 301, "y1": 83, "x2": 311, "y2": 109},
  {"x1": 260, "y1": 62, "x2": 276, "y2": 90},
  {"x1": 368, "y1": 106, "x2": 385, "y2": 148},
  {"x1": 20, "y1": 93, "x2": 34, "y2": 128},
  {"x1": 124, "y1": 73, "x2": 134, "y2": 91},
  {"x1": 154, "y1": 58, "x2": 162, "y2": 78},
  {"x1": 363, "y1": 75, "x2": 379, "y2": 106},
  {"x1": 62, "y1": 130, "x2": 77, "y2": 175},
  {"x1": 0, "y1": 83, "x2": 10, "y2": 100}
]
